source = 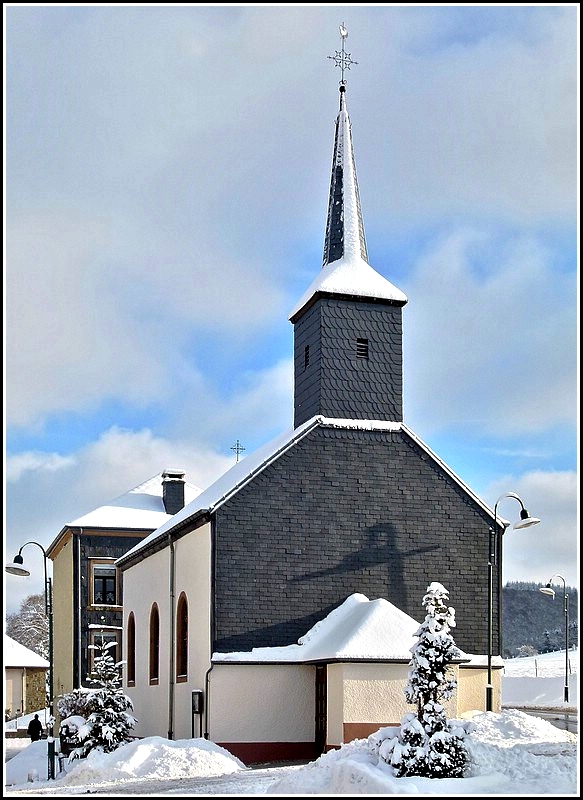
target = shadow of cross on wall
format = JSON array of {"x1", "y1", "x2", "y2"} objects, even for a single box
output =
[{"x1": 288, "y1": 522, "x2": 439, "y2": 606}]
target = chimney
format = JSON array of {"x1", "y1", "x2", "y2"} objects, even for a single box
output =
[{"x1": 162, "y1": 470, "x2": 186, "y2": 515}]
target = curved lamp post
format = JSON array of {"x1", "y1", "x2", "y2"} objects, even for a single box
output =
[
  {"x1": 487, "y1": 493, "x2": 540, "y2": 712},
  {"x1": 6, "y1": 541, "x2": 55, "y2": 779},
  {"x1": 540, "y1": 574, "x2": 570, "y2": 703}
]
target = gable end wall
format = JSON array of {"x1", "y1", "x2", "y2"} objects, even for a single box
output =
[{"x1": 213, "y1": 426, "x2": 493, "y2": 656}]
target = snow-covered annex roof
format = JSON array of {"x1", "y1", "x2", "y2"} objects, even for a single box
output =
[
  {"x1": 5, "y1": 636, "x2": 49, "y2": 669},
  {"x1": 117, "y1": 416, "x2": 499, "y2": 568},
  {"x1": 62, "y1": 473, "x2": 201, "y2": 532},
  {"x1": 213, "y1": 593, "x2": 471, "y2": 664},
  {"x1": 47, "y1": 472, "x2": 202, "y2": 558}
]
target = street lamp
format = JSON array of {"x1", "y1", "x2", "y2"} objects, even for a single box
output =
[
  {"x1": 486, "y1": 492, "x2": 540, "y2": 712},
  {"x1": 540, "y1": 574, "x2": 570, "y2": 703},
  {"x1": 6, "y1": 541, "x2": 56, "y2": 779}
]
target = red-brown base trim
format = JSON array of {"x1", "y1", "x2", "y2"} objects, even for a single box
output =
[
  {"x1": 343, "y1": 722, "x2": 400, "y2": 742},
  {"x1": 216, "y1": 741, "x2": 315, "y2": 765}
]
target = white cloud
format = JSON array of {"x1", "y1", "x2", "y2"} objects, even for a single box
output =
[
  {"x1": 403, "y1": 227, "x2": 577, "y2": 437},
  {"x1": 4, "y1": 426, "x2": 235, "y2": 614},
  {"x1": 485, "y1": 470, "x2": 578, "y2": 589},
  {"x1": 359, "y1": 5, "x2": 577, "y2": 226},
  {"x1": 6, "y1": 7, "x2": 577, "y2": 432},
  {"x1": 5, "y1": 451, "x2": 76, "y2": 482}
]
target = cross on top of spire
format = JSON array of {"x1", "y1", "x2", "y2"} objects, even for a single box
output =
[{"x1": 327, "y1": 23, "x2": 358, "y2": 85}]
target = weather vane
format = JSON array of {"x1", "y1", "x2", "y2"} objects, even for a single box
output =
[{"x1": 327, "y1": 23, "x2": 358, "y2": 84}]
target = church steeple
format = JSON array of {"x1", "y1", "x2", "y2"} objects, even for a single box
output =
[
  {"x1": 291, "y1": 28, "x2": 408, "y2": 429},
  {"x1": 322, "y1": 82, "x2": 369, "y2": 267}
]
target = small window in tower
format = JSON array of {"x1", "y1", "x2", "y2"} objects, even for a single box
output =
[
  {"x1": 304, "y1": 345, "x2": 310, "y2": 369},
  {"x1": 356, "y1": 338, "x2": 369, "y2": 359}
]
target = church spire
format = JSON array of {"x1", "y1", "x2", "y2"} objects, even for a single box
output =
[
  {"x1": 290, "y1": 26, "x2": 408, "y2": 429},
  {"x1": 323, "y1": 26, "x2": 368, "y2": 267},
  {"x1": 289, "y1": 27, "x2": 407, "y2": 323}
]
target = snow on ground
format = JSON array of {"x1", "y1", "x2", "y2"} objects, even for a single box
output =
[
  {"x1": 503, "y1": 648, "x2": 578, "y2": 710},
  {"x1": 4, "y1": 710, "x2": 577, "y2": 795},
  {"x1": 5, "y1": 650, "x2": 578, "y2": 795}
]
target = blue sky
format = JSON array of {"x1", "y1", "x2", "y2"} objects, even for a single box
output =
[{"x1": 4, "y1": 4, "x2": 578, "y2": 612}]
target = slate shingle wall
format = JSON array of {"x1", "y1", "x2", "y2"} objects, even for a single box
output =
[
  {"x1": 77, "y1": 534, "x2": 139, "y2": 686},
  {"x1": 213, "y1": 425, "x2": 494, "y2": 657},
  {"x1": 294, "y1": 298, "x2": 403, "y2": 427}
]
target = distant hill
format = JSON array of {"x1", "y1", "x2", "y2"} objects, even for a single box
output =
[{"x1": 503, "y1": 582, "x2": 578, "y2": 658}]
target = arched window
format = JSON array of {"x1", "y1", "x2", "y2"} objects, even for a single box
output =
[
  {"x1": 149, "y1": 604, "x2": 160, "y2": 684},
  {"x1": 176, "y1": 592, "x2": 188, "y2": 681},
  {"x1": 127, "y1": 612, "x2": 136, "y2": 686}
]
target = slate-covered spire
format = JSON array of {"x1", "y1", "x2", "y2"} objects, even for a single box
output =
[
  {"x1": 291, "y1": 29, "x2": 407, "y2": 429},
  {"x1": 322, "y1": 82, "x2": 369, "y2": 267}
]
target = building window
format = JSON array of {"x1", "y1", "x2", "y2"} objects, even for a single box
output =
[
  {"x1": 176, "y1": 593, "x2": 188, "y2": 682},
  {"x1": 356, "y1": 338, "x2": 369, "y2": 359},
  {"x1": 89, "y1": 629, "x2": 120, "y2": 674},
  {"x1": 149, "y1": 604, "x2": 160, "y2": 685},
  {"x1": 90, "y1": 561, "x2": 118, "y2": 606},
  {"x1": 304, "y1": 344, "x2": 310, "y2": 369},
  {"x1": 127, "y1": 613, "x2": 136, "y2": 686}
]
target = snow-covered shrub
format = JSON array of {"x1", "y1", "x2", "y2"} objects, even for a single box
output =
[
  {"x1": 374, "y1": 582, "x2": 473, "y2": 778},
  {"x1": 57, "y1": 689, "x2": 90, "y2": 721},
  {"x1": 63, "y1": 639, "x2": 137, "y2": 760}
]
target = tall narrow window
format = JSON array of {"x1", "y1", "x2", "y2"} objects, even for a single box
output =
[
  {"x1": 149, "y1": 604, "x2": 160, "y2": 685},
  {"x1": 304, "y1": 344, "x2": 310, "y2": 369},
  {"x1": 127, "y1": 612, "x2": 136, "y2": 686},
  {"x1": 176, "y1": 593, "x2": 188, "y2": 681},
  {"x1": 356, "y1": 338, "x2": 369, "y2": 359}
]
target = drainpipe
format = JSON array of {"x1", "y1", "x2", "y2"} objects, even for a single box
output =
[
  {"x1": 204, "y1": 517, "x2": 216, "y2": 739},
  {"x1": 77, "y1": 531, "x2": 83, "y2": 689},
  {"x1": 204, "y1": 664, "x2": 213, "y2": 739},
  {"x1": 168, "y1": 535, "x2": 175, "y2": 740}
]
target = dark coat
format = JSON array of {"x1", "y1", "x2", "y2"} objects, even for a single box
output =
[{"x1": 27, "y1": 716, "x2": 43, "y2": 741}]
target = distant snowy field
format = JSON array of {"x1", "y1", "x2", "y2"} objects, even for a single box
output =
[{"x1": 502, "y1": 648, "x2": 577, "y2": 709}]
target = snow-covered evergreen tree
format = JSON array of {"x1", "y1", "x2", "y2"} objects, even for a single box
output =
[
  {"x1": 376, "y1": 582, "x2": 473, "y2": 778},
  {"x1": 63, "y1": 639, "x2": 136, "y2": 759}
]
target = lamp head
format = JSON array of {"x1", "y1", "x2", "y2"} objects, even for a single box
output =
[
  {"x1": 540, "y1": 584, "x2": 556, "y2": 599},
  {"x1": 5, "y1": 553, "x2": 30, "y2": 577},
  {"x1": 513, "y1": 508, "x2": 541, "y2": 529}
]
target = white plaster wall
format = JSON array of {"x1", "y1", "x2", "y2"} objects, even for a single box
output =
[
  {"x1": 457, "y1": 665, "x2": 502, "y2": 714},
  {"x1": 122, "y1": 546, "x2": 172, "y2": 739},
  {"x1": 122, "y1": 524, "x2": 213, "y2": 741},
  {"x1": 342, "y1": 663, "x2": 412, "y2": 723},
  {"x1": 326, "y1": 664, "x2": 345, "y2": 746},
  {"x1": 329, "y1": 662, "x2": 462, "y2": 746},
  {"x1": 209, "y1": 664, "x2": 314, "y2": 743},
  {"x1": 172, "y1": 527, "x2": 212, "y2": 740},
  {"x1": 5, "y1": 668, "x2": 23, "y2": 717},
  {"x1": 52, "y1": 535, "x2": 74, "y2": 698}
]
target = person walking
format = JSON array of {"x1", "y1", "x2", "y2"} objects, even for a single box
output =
[{"x1": 27, "y1": 713, "x2": 43, "y2": 742}]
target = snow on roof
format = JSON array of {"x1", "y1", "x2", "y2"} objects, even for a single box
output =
[
  {"x1": 289, "y1": 255, "x2": 408, "y2": 321},
  {"x1": 213, "y1": 593, "x2": 470, "y2": 663},
  {"x1": 5, "y1": 636, "x2": 49, "y2": 668},
  {"x1": 66, "y1": 473, "x2": 202, "y2": 531}
]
